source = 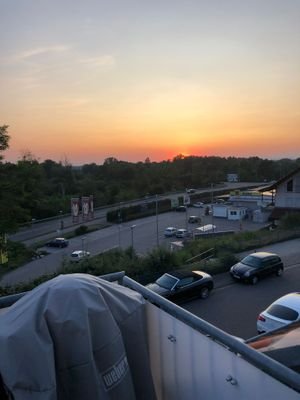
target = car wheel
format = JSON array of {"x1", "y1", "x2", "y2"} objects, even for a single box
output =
[
  {"x1": 250, "y1": 276, "x2": 258, "y2": 285},
  {"x1": 199, "y1": 286, "x2": 210, "y2": 299},
  {"x1": 276, "y1": 268, "x2": 283, "y2": 277}
]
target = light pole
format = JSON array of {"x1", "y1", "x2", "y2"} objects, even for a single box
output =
[
  {"x1": 81, "y1": 236, "x2": 86, "y2": 252},
  {"x1": 155, "y1": 195, "x2": 159, "y2": 247},
  {"x1": 211, "y1": 183, "x2": 215, "y2": 232},
  {"x1": 130, "y1": 225, "x2": 136, "y2": 249},
  {"x1": 118, "y1": 224, "x2": 121, "y2": 248},
  {"x1": 59, "y1": 210, "x2": 64, "y2": 234}
]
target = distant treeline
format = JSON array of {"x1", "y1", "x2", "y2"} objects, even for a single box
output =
[{"x1": 1, "y1": 154, "x2": 299, "y2": 233}]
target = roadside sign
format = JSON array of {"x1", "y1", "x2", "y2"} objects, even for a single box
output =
[{"x1": 184, "y1": 195, "x2": 190, "y2": 206}]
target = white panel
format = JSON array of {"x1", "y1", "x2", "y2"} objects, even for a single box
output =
[{"x1": 146, "y1": 303, "x2": 300, "y2": 400}]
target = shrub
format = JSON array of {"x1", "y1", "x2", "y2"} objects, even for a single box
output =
[
  {"x1": 74, "y1": 225, "x2": 89, "y2": 236},
  {"x1": 280, "y1": 213, "x2": 300, "y2": 229}
]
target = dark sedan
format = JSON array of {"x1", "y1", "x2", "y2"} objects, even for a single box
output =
[
  {"x1": 175, "y1": 205, "x2": 187, "y2": 212},
  {"x1": 45, "y1": 237, "x2": 69, "y2": 248},
  {"x1": 230, "y1": 251, "x2": 284, "y2": 285},
  {"x1": 146, "y1": 270, "x2": 214, "y2": 302}
]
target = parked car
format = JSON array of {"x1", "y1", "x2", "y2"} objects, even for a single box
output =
[
  {"x1": 45, "y1": 237, "x2": 69, "y2": 248},
  {"x1": 230, "y1": 252, "x2": 284, "y2": 285},
  {"x1": 257, "y1": 293, "x2": 300, "y2": 334},
  {"x1": 146, "y1": 270, "x2": 214, "y2": 302},
  {"x1": 164, "y1": 227, "x2": 177, "y2": 237},
  {"x1": 188, "y1": 215, "x2": 201, "y2": 224},
  {"x1": 175, "y1": 228, "x2": 188, "y2": 238},
  {"x1": 70, "y1": 250, "x2": 90, "y2": 263},
  {"x1": 192, "y1": 202, "x2": 204, "y2": 208},
  {"x1": 186, "y1": 188, "x2": 196, "y2": 194},
  {"x1": 175, "y1": 205, "x2": 187, "y2": 212}
]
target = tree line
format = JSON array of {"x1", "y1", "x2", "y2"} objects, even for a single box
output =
[{"x1": 1, "y1": 125, "x2": 300, "y2": 234}]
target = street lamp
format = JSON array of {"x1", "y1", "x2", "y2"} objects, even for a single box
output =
[
  {"x1": 81, "y1": 236, "x2": 86, "y2": 252},
  {"x1": 130, "y1": 225, "x2": 136, "y2": 249},
  {"x1": 59, "y1": 210, "x2": 64, "y2": 233},
  {"x1": 211, "y1": 183, "x2": 215, "y2": 232},
  {"x1": 155, "y1": 195, "x2": 159, "y2": 247},
  {"x1": 118, "y1": 224, "x2": 121, "y2": 248}
]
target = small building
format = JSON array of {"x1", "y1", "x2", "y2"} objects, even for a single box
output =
[
  {"x1": 227, "y1": 206, "x2": 247, "y2": 221},
  {"x1": 229, "y1": 190, "x2": 273, "y2": 211},
  {"x1": 252, "y1": 208, "x2": 272, "y2": 223}
]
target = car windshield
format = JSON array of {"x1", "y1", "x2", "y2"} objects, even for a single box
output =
[
  {"x1": 241, "y1": 255, "x2": 262, "y2": 268},
  {"x1": 156, "y1": 274, "x2": 178, "y2": 289},
  {"x1": 267, "y1": 304, "x2": 299, "y2": 321}
]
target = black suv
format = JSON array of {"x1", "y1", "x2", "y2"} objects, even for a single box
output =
[{"x1": 230, "y1": 252, "x2": 284, "y2": 285}]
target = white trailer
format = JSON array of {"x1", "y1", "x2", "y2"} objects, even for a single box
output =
[{"x1": 212, "y1": 204, "x2": 228, "y2": 218}]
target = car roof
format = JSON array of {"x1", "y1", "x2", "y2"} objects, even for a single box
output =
[
  {"x1": 71, "y1": 250, "x2": 84, "y2": 255},
  {"x1": 167, "y1": 270, "x2": 203, "y2": 280},
  {"x1": 269, "y1": 293, "x2": 300, "y2": 311},
  {"x1": 165, "y1": 227, "x2": 176, "y2": 230},
  {"x1": 248, "y1": 252, "x2": 278, "y2": 259}
]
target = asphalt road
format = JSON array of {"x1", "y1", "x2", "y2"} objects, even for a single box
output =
[
  {"x1": 0, "y1": 208, "x2": 266, "y2": 286},
  {"x1": 183, "y1": 238, "x2": 300, "y2": 340},
  {"x1": 9, "y1": 181, "x2": 267, "y2": 245}
]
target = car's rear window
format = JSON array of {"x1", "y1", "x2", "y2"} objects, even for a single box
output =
[{"x1": 267, "y1": 304, "x2": 299, "y2": 321}]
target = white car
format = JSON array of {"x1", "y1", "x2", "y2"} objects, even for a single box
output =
[
  {"x1": 186, "y1": 188, "x2": 196, "y2": 194},
  {"x1": 164, "y1": 227, "x2": 177, "y2": 237},
  {"x1": 192, "y1": 202, "x2": 204, "y2": 208},
  {"x1": 175, "y1": 228, "x2": 188, "y2": 238},
  {"x1": 257, "y1": 293, "x2": 300, "y2": 334},
  {"x1": 70, "y1": 250, "x2": 90, "y2": 262}
]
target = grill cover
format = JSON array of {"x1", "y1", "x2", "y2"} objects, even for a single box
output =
[{"x1": 0, "y1": 273, "x2": 157, "y2": 400}]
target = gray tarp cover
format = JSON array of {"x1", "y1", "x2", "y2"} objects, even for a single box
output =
[{"x1": 0, "y1": 273, "x2": 157, "y2": 400}]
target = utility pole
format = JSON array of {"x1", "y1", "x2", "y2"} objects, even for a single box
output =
[
  {"x1": 211, "y1": 183, "x2": 215, "y2": 232},
  {"x1": 131, "y1": 225, "x2": 136, "y2": 249},
  {"x1": 156, "y1": 195, "x2": 159, "y2": 246}
]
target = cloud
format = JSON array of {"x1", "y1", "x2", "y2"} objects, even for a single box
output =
[
  {"x1": 0, "y1": 45, "x2": 71, "y2": 66},
  {"x1": 79, "y1": 55, "x2": 116, "y2": 68},
  {"x1": 16, "y1": 45, "x2": 70, "y2": 60}
]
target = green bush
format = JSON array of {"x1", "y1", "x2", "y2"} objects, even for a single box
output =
[
  {"x1": 280, "y1": 213, "x2": 300, "y2": 229},
  {"x1": 74, "y1": 225, "x2": 89, "y2": 236}
]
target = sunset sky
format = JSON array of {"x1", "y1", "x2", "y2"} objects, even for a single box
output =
[{"x1": 1, "y1": 1, "x2": 300, "y2": 165}]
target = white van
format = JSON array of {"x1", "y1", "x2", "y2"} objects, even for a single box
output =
[{"x1": 70, "y1": 250, "x2": 90, "y2": 262}]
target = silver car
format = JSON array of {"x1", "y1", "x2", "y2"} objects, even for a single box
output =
[
  {"x1": 257, "y1": 293, "x2": 300, "y2": 334},
  {"x1": 164, "y1": 227, "x2": 177, "y2": 237},
  {"x1": 70, "y1": 250, "x2": 90, "y2": 263}
]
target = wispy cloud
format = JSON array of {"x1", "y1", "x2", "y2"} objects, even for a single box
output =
[
  {"x1": 79, "y1": 55, "x2": 116, "y2": 68},
  {"x1": 16, "y1": 45, "x2": 70, "y2": 61}
]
